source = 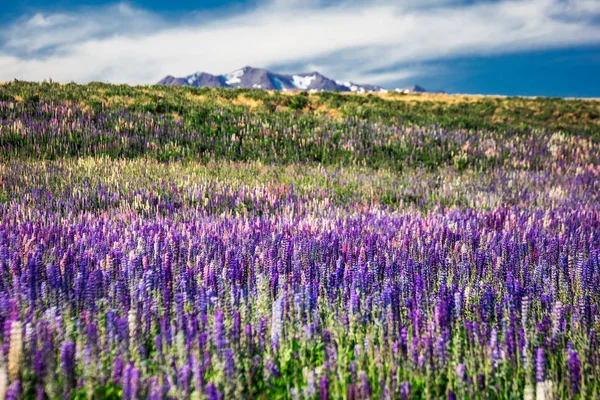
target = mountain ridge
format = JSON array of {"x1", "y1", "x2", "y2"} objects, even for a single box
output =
[{"x1": 157, "y1": 66, "x2": 431, "y2": 94}]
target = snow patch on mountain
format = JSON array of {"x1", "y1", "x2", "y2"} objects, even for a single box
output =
[
  {"x1": 187, "y1": 74, "x2": 197, "y2": 85},
  {"x1": 292, "y1": 75, "x2": 316, "y2": 90},
  {"x1": 225, "y1": 69, "x2": 245, "y2": 85},
  {"x1": 394, "y1": 85, "x2": 428, "y2": 94}
]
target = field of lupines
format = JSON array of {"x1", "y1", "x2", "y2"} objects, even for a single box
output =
[{"x1": 0, "y1": 82, "x2": 599, "y2": 399}]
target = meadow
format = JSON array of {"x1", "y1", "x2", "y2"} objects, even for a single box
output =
[{"x1": 0, "y1": 81, "x2": 598, "y2": 399}]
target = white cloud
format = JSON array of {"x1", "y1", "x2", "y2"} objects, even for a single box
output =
[
  {"x1": 0, "y1": 0, "x2": 599, "y2": 86},
  {"x1": 26, "y1": 13, "x2": 75, "y2": 28},
  {"x1": 2, "y1": 3, "x2": 162, "y2": 55}
]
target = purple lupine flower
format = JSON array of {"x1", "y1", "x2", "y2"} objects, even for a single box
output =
[
  {"x1": 264, "y1": 357, "x2": 281, "y2": 379},
  {"x1": 146, "y1": 378, "x2": 163, "y2": 400},
  {"x1": 213, "y1": 311, "x2": 225, "y2": 351},
  {"x1": 359, "y1": 372, "x2": 371, "y2": 398},
  {"x1": 192, "y1": 354, "x2": 204, "y2": 394},
  {"x1": 129, "y1": 367, "x2": 140, "y2": 400},
  {"x1": 36, "y1": 384, "x2": 45, "y2": 400},
  {"x1": 113, "y1": 356, "x2": 124, "y2": 386},
  {"x1": 346, "y1": 384, "x2": 357, "y2": 400},
  {"x1": 232, "y1": 311, "x2": 241, "y2": 346},
  {"x1": 400, "y1": 327, "x2": 408, "y2": 354},
  {"x1": 400, "y1": 381, "x2": 411, "y2": 400},
  {"x1": 206, "y1": 382, "x2": 222, "y2": 400},
  {"x1": 153, "y1": 334, "x2": 163, "y2": 356},
  {"x1": 60, "y1": 341, "x2": 76, "y2": 390},
  {"x1": 477, "y1": 374, "x2": 485, "y2": 391},
  {"x1": 244, "y1": 324, "x2": 254, "y2": 352},
  {"x1": 257, "y1": 317, "x2": 266, "y2": 352},
  {"x1": 116, "y1": 317, "x2": 129, "y2": 343},
  {"x1": 175, "y1": 292, "x2": 185, "y2": 328},
  {"x1": 122, "y1": 362, "x2": 132, "y2": 400},
  {"x1": 199, "y1": 332, "x2": 208, "y2": 351},
  {"x1": 33, "y1": 350, "x2": 45, "y2": 377},
  {"x1": 224, "y1": 348, "x2": 235, "y2": 379},
  {"x1": 5, "y1": 380, "x2": 20, "y2": 400},
  {"x1": 349, "y1": 361, "x2": 357, "y2": 382},
  {"x1": 456, "y1": 363, "x2": 466, "y2": 382},
  {"x1": 164, "y1": 372, "x2": 172, "y2": 398},
  {"x1": 179, "y1": 363, "x2": 191, "y2": 394},
  {"x1": 536, "y1": 348, "x2": 545, "y2": 382},
  {"x1": 320, "y1": 375, "x2": 329, "y2": 400},
  {"x1": 568, "y1": 350, "x2": 581, "y2": 395}
]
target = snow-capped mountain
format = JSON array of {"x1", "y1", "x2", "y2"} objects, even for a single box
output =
[
  {"x1": 157, "y1": 66, "x2": 430, "y2": 94},
  {"x1": 394, "y1": 85, "x2": 428, "y2": 94}
]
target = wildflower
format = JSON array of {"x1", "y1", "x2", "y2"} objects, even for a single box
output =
[
  {"x1": 147, "y1": 378, "x2": 164, "y2": 400},
  {"x1": 400, "y1": 381, "x2": 411, "y2": 400},
  {"x1": 536, "y1": 380, "x2": 553, "y2": 400},
  {"x1": 129, "y1": 367, "x2": 140, "y2": 400},
  {"x1": 8, "y1": 321, "x2": 22, "y2": 381},
  {"x1": 568, "y1": 350, "x2": 581, "y2": 395},
  {"x1": 224, "y1": 348, "x2": 235, "y2": 379},
  {"x1": 536, "y1": 348, "x2": 545, "y2": 383},
  {"x1": 305, "y1": 369, "x2": 317, "y2": 398},
  {"x1": 346, "y1": 384, "x2": 357, "y2": 400},
  {"x1": 192, "y1": 354, "x2": 204, "y2": 394},
  {"x1": 206, "y1": 382, "x2": 222, "y2": 400},
  {"x1": 214, "y1": 311, "x2": 225, "y2": 351},
  {"x1": 271, "y1": 294, "x2": 283, "y2": 349},
  {"x1": 359, "y1": 372, "x2": 371, "y2": 398},
  {"x1": 5, "y1": 380, "x2": 20, "y2": 400},
  {"x1": 456, "y1": 363, "x2": 466, "y2": 382},
  {"x1": 320, "y1": 375, "x2": 329, "y2": 400},
  {"x1": 60, "y1": 341, "x2": 76, "y2": 390},
  {"x1": 122, "y1": 362, "x2": 132, "y2": 400},
  {"x1": 551, "y1": 301, "x2": 563, "y2": 337},
  {"x1": 113, "y1": 356, "x2": 124, "y2": 386},
  {"x1": 521, "y1": 296, "x2": 530, "y2": 329},
  {"x1": 523, "y1": 384, "x2": 534, "y2": 400},
  {"x1": 0, "y1": 367, "x2": 7, "y2": 400}
]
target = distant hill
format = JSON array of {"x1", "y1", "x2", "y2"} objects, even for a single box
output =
[{"x1": 158, "y1": 66, "x2": 430, "y2": 94}]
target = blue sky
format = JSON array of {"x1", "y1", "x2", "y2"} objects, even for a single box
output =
[{"x1": 1, "y1": 0, "x2": 600, "y2": 97}]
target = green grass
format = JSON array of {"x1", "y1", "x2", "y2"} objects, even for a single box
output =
[{"x1": 1, "y1": 80, "x2": 599, "y2": 139}]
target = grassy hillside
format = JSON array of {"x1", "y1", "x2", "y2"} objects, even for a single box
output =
[
  {"x1": 0, "y1": 81, "x2": 598, "y2": 173},
  {"x1": 1, "y1": 81, "x2": 599, "y2": 139}
]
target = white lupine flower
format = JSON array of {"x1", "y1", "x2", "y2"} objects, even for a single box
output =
[
  {"x1": 522, "y1": 296, "x2": 530, "y2": 329},
  {"x1": 551, "y1": 301, "x2": 563, "y2": 336},
  {"x1": 536, "y1": 380, "x2": 553, "y2": 400},
  {"x1": 271, "y1": 294, "x2": 283, "y2": 344},
  {"x1": 523, "y1": 384, "x2": 534, "y2": 400},
  {"x1": 0, "y1": 367, "x2": 7, "y2": 399},
  {"x1": 24, "y1": 322, "x2": 34, "y2": 346},
  {"x1": 304, "y1": 369, "x2": 317, "y2": 398},
  {"x1": 454, "y1": 292, "x2": 462, "y2": 319},
  {"x1": 128, "y1": 308, "x2": 137, "y2": 356},
  {"x1": 8, "y1": 321, "x2": 22, "y2": 381}
]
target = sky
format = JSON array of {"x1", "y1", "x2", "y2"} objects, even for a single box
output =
[{"x1": 1, "y1": 0, "x2": 600, "y2": 97}]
